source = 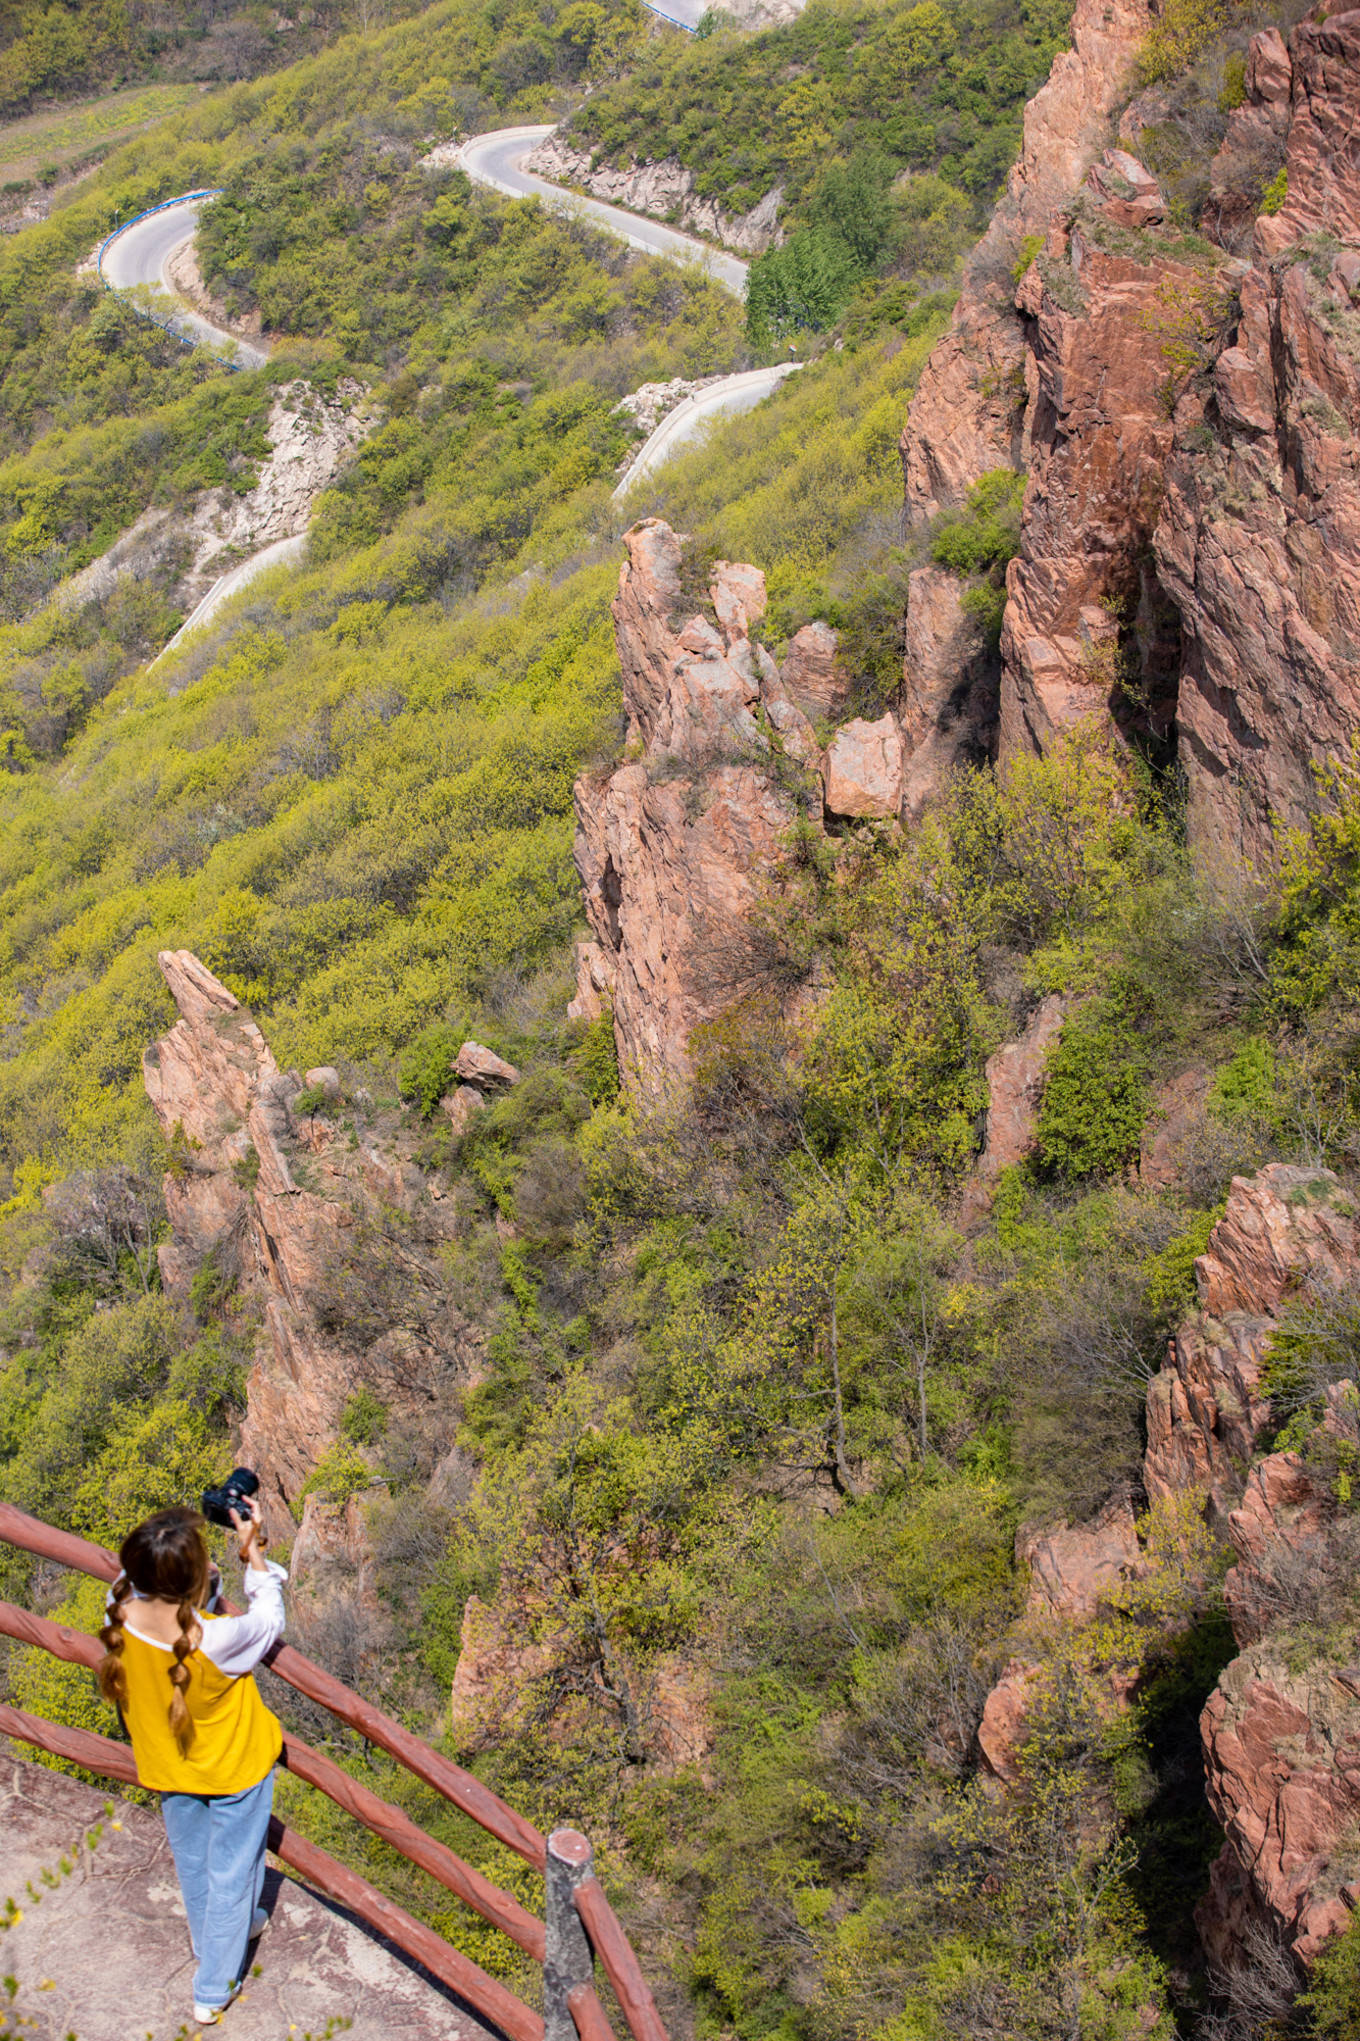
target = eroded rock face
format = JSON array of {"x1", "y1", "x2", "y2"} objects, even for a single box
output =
[
  {"x1": 894, "y1": 0, "x2": 1154, "y2": 807},
  {"x1": 899, "y1": 566, "x2": 998, "y2": 822},
  {"x1": 900, "y1": 0, "x2": 1153, "y2": 523},
  {"x1": 1221, "y1": 1447, "x2": 1332, "y2": 1648},
  {"x1": 143, "y1": 951, "x2": 477, "y2": 1520},
  {"x1": 976, "y1": 1659, "x2": 1043, "y2": 1782},
  {"x1": 572, "y1": 521, "x2": 825, "y2": 1095},
  {"x1": 1143, "y1": 1313, "x2": 1274, "y2": 1517},
  {"x1": 999, "y1": 165, "x2": 1200, "y2": 763},
  {"x1": 1018, "y1": 1492, "x2": 1143, "y2": 1621},
  {"x1": 1143, "y1": 1166, "x2": 1356, "y2": 1512},
  {"x1": 780, "y1": 619, "x2": 853, "y2": 721},
  {"x1": 1201, "y1": 1650, "x2": 1360, "y2": 1963},
  {"x1": 1197, "y1": 1166, "x2": 1356, "y2": 1319},
  {"x1": 1154, "y1": 9, "x2": 1360, "y2": 864},
  {"x1": 963, "y1": 992, "x2": 1068, "y2": 1210},
  {"x1": 822, "y1": 713, "x2": 904, "y2": 820}
]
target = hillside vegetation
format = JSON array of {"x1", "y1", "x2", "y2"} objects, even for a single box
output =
[
  {"x1": 555, "y1": 0, "x2": 1071, "y2": 339},
  {"x1": 6, "y1": 0, "x2": 1360, "y2": 2036}
]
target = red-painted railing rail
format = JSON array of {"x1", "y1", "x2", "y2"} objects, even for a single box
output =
[
  {"x1": 0, "y1": 1596, "x2": 544, "y2": 1959},
  {"x1": 0, "y1": 1501, "x2": 669, "y2": 2041},
  {"x1": 0, "y1": 1702, "x2": 543, "y2": 2041},
  {"x1": 0, "y1": 1501, "x2": 545, "y2": 1867}
]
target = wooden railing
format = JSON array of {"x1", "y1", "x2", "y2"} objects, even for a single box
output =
[{"x1": 0, "y1": 1502, "x2": 667, "y2": 2041}]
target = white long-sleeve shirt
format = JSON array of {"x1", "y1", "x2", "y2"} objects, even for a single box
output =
[{"x1": 113, "y1": 1559, "x2": 288, "y2": 1678}]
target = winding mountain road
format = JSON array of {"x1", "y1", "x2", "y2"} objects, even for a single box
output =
[
  {"x1": 457, "y1": 126, "x2": 749, "y2": 295},
  {"x1": 107, "y1": 119, "x2": 792, "y2": 657},
  {"x1": 99, "y1": 196, "x2": 269, "y2": 369},
  {"x1": 149, "y1": 534, "x2": 306, "y2": 669},
  {"x1": 457, "y1": 126, "x2": 800, "y2": 491}
]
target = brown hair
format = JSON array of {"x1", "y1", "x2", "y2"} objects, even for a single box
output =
[{"x1": 98, "y1": 1507, "x2": 210, "y2": 1756}]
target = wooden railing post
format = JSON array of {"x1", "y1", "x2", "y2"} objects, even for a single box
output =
[{"x1": 545, "y1": 1828, "x2": 595, "y2": 2041}]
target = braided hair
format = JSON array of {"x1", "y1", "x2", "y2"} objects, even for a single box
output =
[
  {"x1": 96, "y1": 1572, "x2": 132, "y2": 1709},
  {"x1": 97, "y1": 1507, "x2": 210, "y2": 1756}
]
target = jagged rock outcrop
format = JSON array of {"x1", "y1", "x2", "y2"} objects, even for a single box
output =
[
  {"x1": 143, "y1": 951, "x2": 478, "y2": 1519},
  {"x1": 780, "y1": 618, "x2": 853, "y2": 721},
  {"x1": 975, "y1": 1160, "x2": 1360, "y2": 1974},
  {"x1": 823, "y1": 713, "x2": 904, "y2": 820},
  {"x1": 898, "y1": 566, "x2": 998, "y2": 822},
  {"x1": 897, "y1": 1, "x2": 1360, "y2": 864},
  {"x1": 523, "y1": 134, "x2": 784, "y2": 255},
  {"x1": 899, "y1": 0, "x2": 1153, "y2": 523},
  {"x1": 1143, "y1": 1165, "x2": 1356, "y2": 1512},
  {"x1": 1155, "y1": 9, "x2": 1360, "y2": 863},
  {"x1": 1018, "y1": 1492, "x2": 1143, "y2": 1621},
  {"x1": 893, "y1": 0, "x2": 1155, "y2": 806},
  {"x1": 998, "y1": 158, "x2": 1207, "y2": 760},
  {"x1": 959, "y1": 991, "x2": 1068, "y2": 1225},
  {"x1": 1221, "y1": 1446, "x2": 1332, "y2": 1649},
  {"x1": 1202, "y1": 28, "x2": 1292, "y2": 253},
  {"x1": 1201, "y1": 1650, "x2": 1360, "y2": 1964},
  {"x1": 571, "y1": 520, "x2": 828, "y2": 1094}
]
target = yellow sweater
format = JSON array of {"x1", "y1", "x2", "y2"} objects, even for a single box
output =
[{"x1": 120, "y1": 1613, "x2": 281, "y2": 1795}]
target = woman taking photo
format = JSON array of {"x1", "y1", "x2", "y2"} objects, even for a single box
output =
[{"x1": 97, "y1": 1497, "x2": 287, "y2": 2026}]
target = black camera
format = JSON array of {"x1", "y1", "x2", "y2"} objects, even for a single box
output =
[{"x1": 201, "y1": 1466, "x2": 260, "y2": 1529}]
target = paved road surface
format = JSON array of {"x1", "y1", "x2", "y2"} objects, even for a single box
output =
[
  {"x1": 641, "y1": 0, "x2": 703, "y2": 24},
  {"x1": 100, "y1": 196, "x2": 270, "y2": 369},
  {"x1": 152, "y1": 533, "x2": 306, "y2": 666},
  {"x1": 460, "y1": 128, "x2": 804, "y2": 490},
  {"x1": 458, "y1": 125, "x2": 749, "y2": 297},
  {"x1": 615, "y1": 361, "x2": 801, "y2": 498}
]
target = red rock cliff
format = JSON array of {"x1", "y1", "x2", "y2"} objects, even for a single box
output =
[{"x1": 144, "y1": 950, "x2": 479, "y2": 1519}]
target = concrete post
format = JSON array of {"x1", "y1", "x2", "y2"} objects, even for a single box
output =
[{"x1": 544, "y1": 1827, "x2": 595, "y2": 2041}]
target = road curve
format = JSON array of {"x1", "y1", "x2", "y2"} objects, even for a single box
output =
[
  {"x1": 150, "y1": 535, "x2": 306, "y2": 668},
  {"x1": 100, "y1": 197, "x2": 270, "y2": 370},
  {"x1": 641, "y1": 0, "x2": 704, "y2": 25},
  {"x1": 457, "y1": 126, "x2": 749, "y2": 298},
  {"x1": 458, "y1": 128, "x2": 804, "y2": 489},
  {"x1": 614, "y1": 362, "x2": 801, "y2": 499}
]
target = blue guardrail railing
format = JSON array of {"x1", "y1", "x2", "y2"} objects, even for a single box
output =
[{"x1": 96, "y1": 190, "x2": 251, "y2": 373}]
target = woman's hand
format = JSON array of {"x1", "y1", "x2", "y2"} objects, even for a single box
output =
[{"x1": 229, "y1": 1496, "x2": 269, "y2": 1573}]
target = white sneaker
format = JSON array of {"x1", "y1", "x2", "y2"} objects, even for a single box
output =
[{"x1": 193, "y1": 1983, "x2": 241, "y2": 2024}]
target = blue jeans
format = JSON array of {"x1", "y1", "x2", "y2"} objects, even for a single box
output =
[{"x1": 160, "y1": 1769, "x2": 274, "y2": 2010}]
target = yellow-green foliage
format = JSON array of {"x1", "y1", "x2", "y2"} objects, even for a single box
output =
[
  {"x1": 8, "y1": 1573, "x2": 121, "y2": 1778},
  {"x1": 1138, "y1": 0, "x2": 1241, "y2": 82},
  {"x1": 567, "y1": 0, "x2": 1072, "y2": 222}
]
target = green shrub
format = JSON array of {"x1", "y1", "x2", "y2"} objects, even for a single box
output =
[
  {"x1": 929, "y1": 469, "x2": 1026, "y2": 575},
  {"x1": 1260, "y1": 165, "x2": 1288, "y2": 215},
  {"x1": 1218, "y1": 50, "x2": 1246, "y2": 111},
  {"x1": 341, "y1": 1385, "x2": 388, "y2": 1446},
  {"x1": 1138, "y1": 0, "x2": 1236, "y2": 83},
  {"x1": 399, "y1": 1023, "x2": 465, "y2": 1119},
  {"x1": 1299, "y1": 1899, "x2": 1360, "y2": 2035},
  {"x1": 746, "y1": 230, "x2": 866, "y2": 347},
  {"x1": 569, "y1": 1015, "x2": 621, "y2": 1107},
  {"x1": 1207, "y1": 1036, "x2": 1277, "y2": 1122},
  {"x1": 299, "y1": 1440, "x2": 374, "y2": 1507},
  {"x1": 1036, "y1": 1003, "x2": 1153, "y2": 1180},
  {"x1": 189, "y1": 1244, "x2": 238, "y2": 1323}
]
